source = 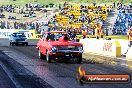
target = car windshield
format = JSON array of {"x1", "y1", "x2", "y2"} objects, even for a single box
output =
[
  {"x1": 47, "y1": 33, "x2": 67, "y2": 41},
  {"x1": 12, "y1": 33, "x2": 26, "y2": 37}
]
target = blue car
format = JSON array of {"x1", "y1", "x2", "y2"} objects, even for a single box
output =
[{"x1": 9, "y1": 32, "x2": 28, "y2": 46}]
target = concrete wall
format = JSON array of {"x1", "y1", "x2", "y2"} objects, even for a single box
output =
[
  {"x1": 80, "y1": 38, "x2": 121, "y2": 57},
  {"x1": 126, "y1": 47, "x2": 132, "y2": 68}
]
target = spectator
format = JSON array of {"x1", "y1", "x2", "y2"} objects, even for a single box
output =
[
  {"x1": 82, "y1": 30, "x2": 87, "y2": 39},
  {"x1": 100, "y1": 29, "x2": 104, "y2": 38},
  {"x1": 128, "y1": 26, "x2": 132, "y2": 47},
  {"x1": 125, "y1": 26, "x2": 132, "y2": 54},
  {"x1": 95, "y1": 23, "x2": 101, "y2": 39}
]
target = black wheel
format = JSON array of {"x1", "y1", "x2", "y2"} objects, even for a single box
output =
[
  {"x1": 11, "y1": 42, "x2": 14, "y2": 46},
  {"x1": 39, "y1": 50, "x2": 44, "y2": 59},
  {"x1": 25, "y1": 42, "x2": 28, "y2": 46},
  {"x1": 46, "y1": 51, "x2": 52, "y2": 63},
  {"x1": 77, "y1": 54, "x2": 82, "y2": 64},
  {"x1": 10, "y1": 42, "x2": 12, "y2": 46},
  {"x1": 76, "y1": 73, "x2": 84, "y2": 85},
  {"x1": 79, "y1": 77, "x2": 84, "y2": 85}
]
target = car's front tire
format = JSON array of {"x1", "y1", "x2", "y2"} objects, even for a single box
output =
[
  {"x1": 77, "y1": 54, "x2": 82, "y2": 64},
  {"x1": 10, "y1": 42, "x2": 14, "y2": 46},
  {"x1": 46, "y1": 51, "x2": 52, "y2": 63},
  {"x1": 39, "y1": 50, "x2": 44, "y2": 59},
  {"x1": 25, "y1": 42, "x2": 28, "y2": 46},
  {"x1": 10, "y1": 42, "x2": 12, "y2": 46}
]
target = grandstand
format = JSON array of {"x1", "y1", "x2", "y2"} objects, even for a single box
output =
[
  {"x1": 47, "y1": 2, "x2": 132, "y2": 37},
  {"x1": 113, "y1": 7, "x2": 132, "y2": 35},
  {"x1": 48, "y1": 4, "x2": 112, "y2": 35},
  {"x1": 0, "y1": 1, "x2": 59, "y2": 32},
  {"x1": 0, "y1": 0, "x2": 130, "y2": 5},
  {"x1": 0, "y1": 0, "x2": 131, "y2": 39}
]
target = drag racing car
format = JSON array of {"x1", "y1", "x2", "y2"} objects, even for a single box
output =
[
  {"x1": 9, "y1": 32, "x2": 28, "y2": 46},
  {"x1": 36, "y1": 31, "x2": 83, "y2": 63}
]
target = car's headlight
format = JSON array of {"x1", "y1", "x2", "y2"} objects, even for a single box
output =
[
  {"x1": 78, "y1": 46, "x2": 83, "y2": 51},
  {"x1": 52, "y1": 47, "x2": 57, "y2": 52}
]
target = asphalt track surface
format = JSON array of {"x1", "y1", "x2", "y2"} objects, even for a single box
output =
[
  {"x1": 0, "y1": 39, "x2": 132, "y2": 88},
  {"x1": 0, "y1": 65, "x2": 16, "y2": 88}
]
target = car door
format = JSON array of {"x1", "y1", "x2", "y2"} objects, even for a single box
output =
[{"x1": 40, "y1": 33, "x2": 49, "y2": 55}]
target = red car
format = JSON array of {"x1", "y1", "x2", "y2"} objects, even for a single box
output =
[{"x1": 36, "y1": 31, "x2": 83, "y2": 63}]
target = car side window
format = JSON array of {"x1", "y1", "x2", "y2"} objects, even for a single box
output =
[
  {"x1": 46, "y1": 34, "x2": 50, "y2": 40},
  {"x1": 13, "y1": 34, "x2": 16, "y2": 37},
  {"x1": 46, "y1": 33, "x2": 55, "y2": 41},
  {"x1": 42, "y1": 33, "x2": 47, "y2": 40},
  {"x1": 42, "y1": 34, "x2": 45, "y2": 39}
]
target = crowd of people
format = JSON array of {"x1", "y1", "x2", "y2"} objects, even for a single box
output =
[
  {"x1": 113, "y1": 3, "x2": 132, "y2": 35},
  {"x1": 0, "y1": 3, "x2": 60, "y2": 31},
  {"x1": 46, "y1": 2, "x2": 132, "y2": 39},
  {"x1": 46, "y1": 2, "x2": 113, "y2": 39},
  {"x1": 0, "y1": 2, "x2": 132, "y2": 40}
]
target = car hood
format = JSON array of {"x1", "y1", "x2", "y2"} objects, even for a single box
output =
[
  {"x1": 13, "y1": 37, "x2": 27, "y2": 39},
  {"x1": 49, "y1": 41, "x2": 83, "y2": 46},
  {"x1": 49, "y1": 36, "x2": 82, "y2": 46}
]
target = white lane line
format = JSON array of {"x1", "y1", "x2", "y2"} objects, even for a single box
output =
[{"x1": 0, "y1": 62, "x2": 23, "y2": 88}]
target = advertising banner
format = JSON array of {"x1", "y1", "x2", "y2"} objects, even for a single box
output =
[
  {"x1": 0, "y1": 29, "x2": 38, "y2": 39},
  {"x1": 0, "y1": 29, "x2": 15, "y2": 38}
]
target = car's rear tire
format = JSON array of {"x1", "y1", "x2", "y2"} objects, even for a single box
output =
[
  {"x1": 39, "y1": 50, "x2": 44, "y2": 59},
  {"x1": 77, "y1": 54, "x2": 82, "y2": 64},
  {"x1": 46, "y1": 51, "x2": 52, "y2": 63}
]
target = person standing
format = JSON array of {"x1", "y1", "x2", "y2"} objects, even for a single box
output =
[
  {"x1": 128, "y1": 27, "x2": 132, "y2": 47},
  {"x1": 95, "y1": 23, "x2": 101, "y2": 39},
  {"x1": 100, "y1": 29, "x2": 104, "y2": 38},
  {"x1": 125, "y1": 26, "x2": 132, "y2": 54},
  {"x1": 82, "y1": 29, "x2": 87, "y2": 39}
]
